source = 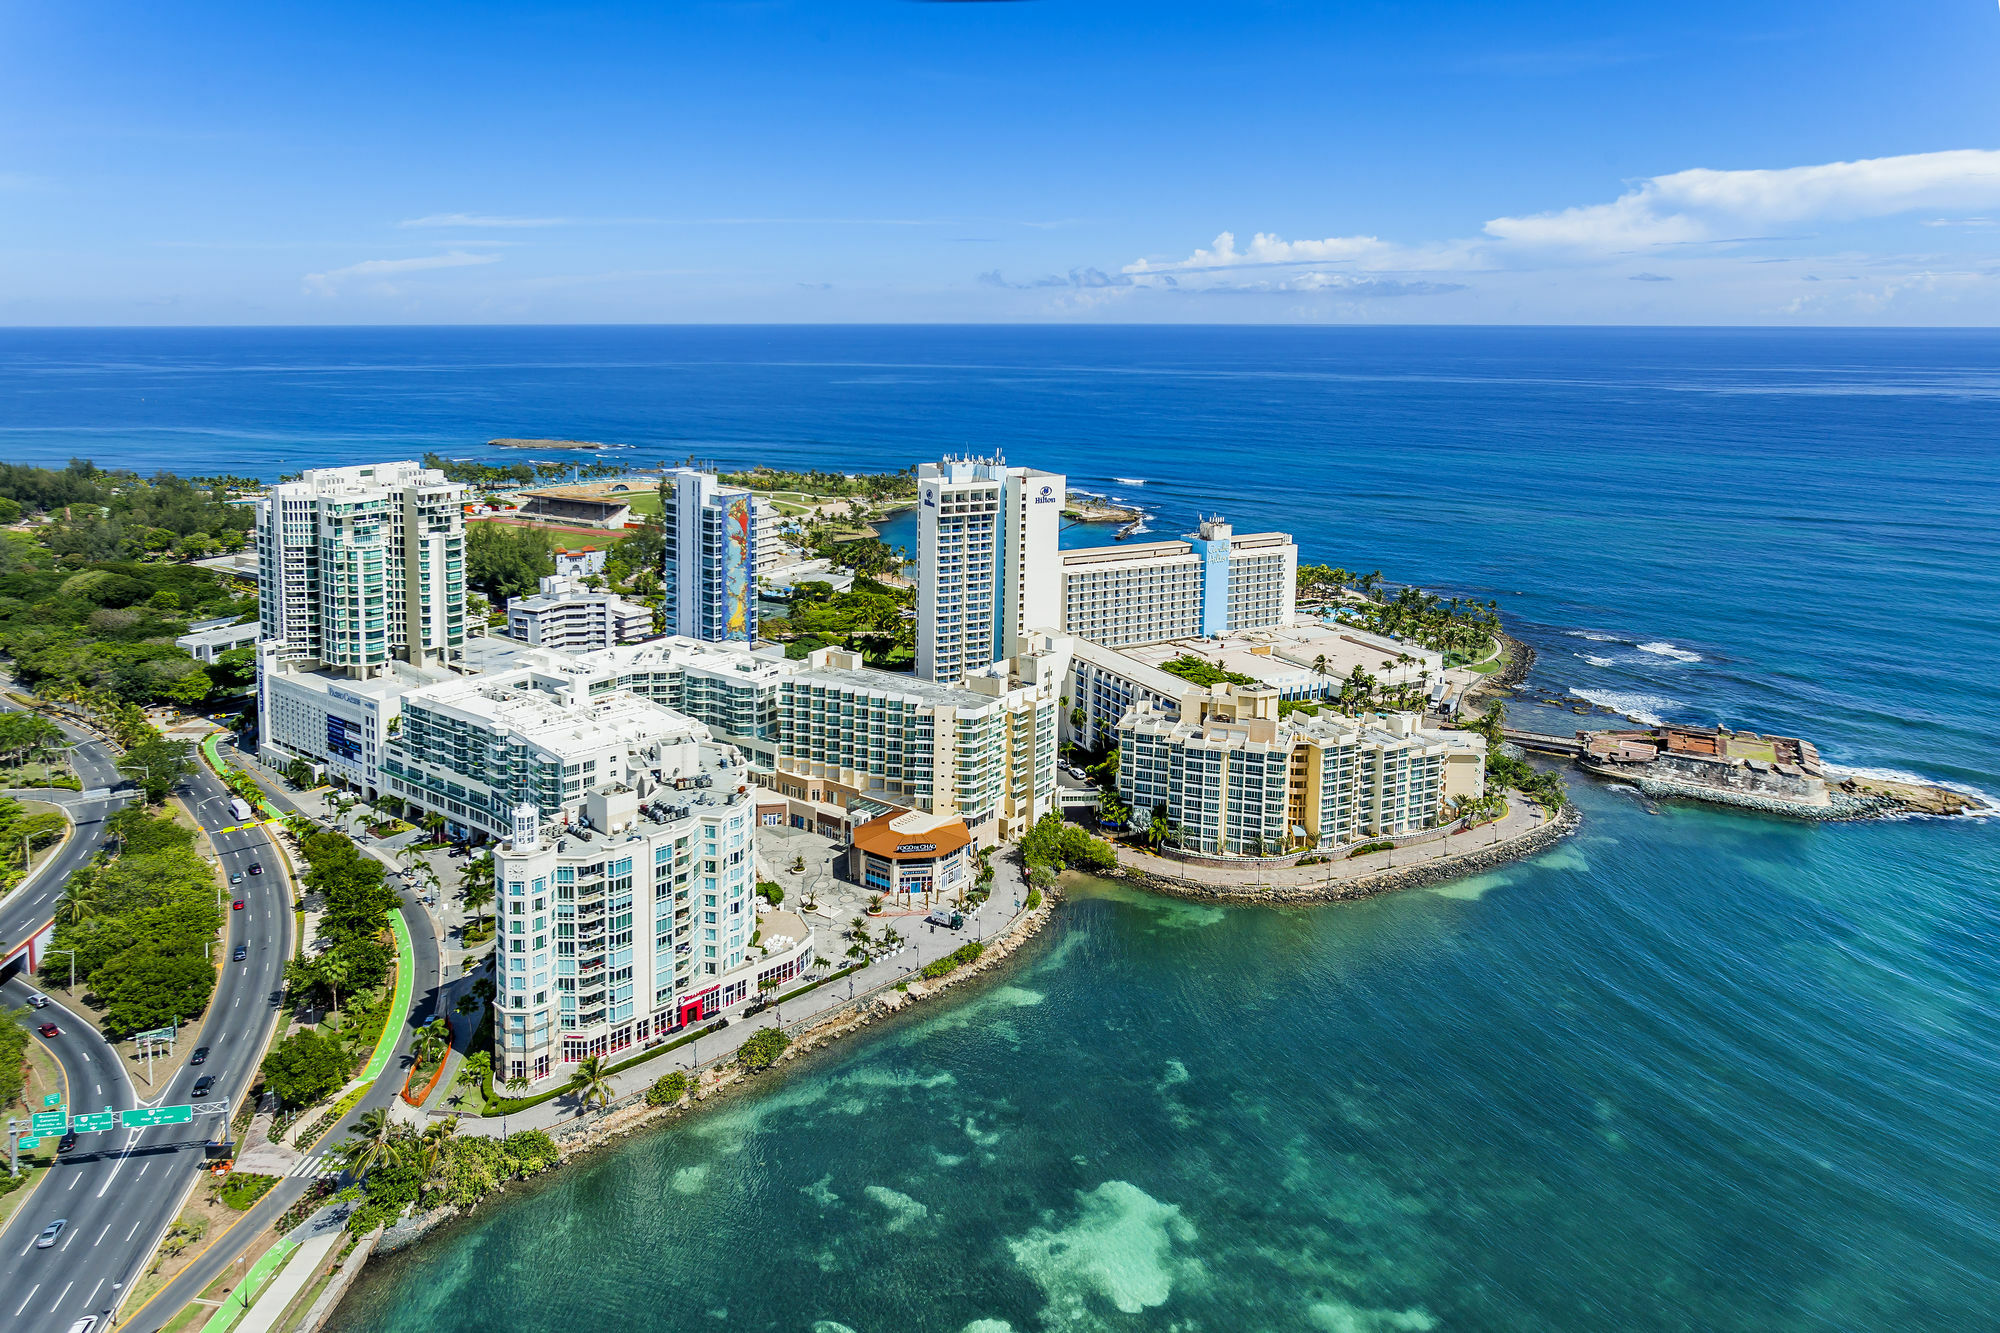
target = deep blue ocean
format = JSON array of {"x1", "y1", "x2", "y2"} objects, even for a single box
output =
[{"x1": 5, "y1": 326, "x2": 1998, "y2": 1331}]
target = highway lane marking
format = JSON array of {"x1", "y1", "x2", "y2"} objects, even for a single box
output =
[
  {"x1": 59, "y1": 1223, "x2": 77, "y2": 1249},
  {"x1": 13, "y1": 1284, "x2": 38, "y2": 1316},
  {"x1": 94, "y1": 1223, "x2": 109, "y2": 1247},
  {"x1": 85, "y1": 1279, "x2": 104, "y2": 1309},
  {"x1": 125, "y1": 1218, "x2": 142, "y2": 1242},
  {"x1": 49, "y1": 1279, "x2": 73, "y2": 1310},
  {"x1": 95, "y1": 1129, "x2": 141, "y2": 1198},
  {"x1": 68, "y1": 1170, "x2": 83, "y2": 1190},
  {"x1": 138, "y1": 1160, "x2": 150, "y2": 1176}
]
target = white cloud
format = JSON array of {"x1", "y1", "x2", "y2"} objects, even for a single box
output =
[
  {"x1": 1111, "y1": 149, "x2": 2000, "y2": 318},
  {"x1": 305, "y1": 250, "x2": 501, "y2": 293},
  {"x1": 1487, "y1": 148, "x2": 2000, "y2": 249},
  {"x1": 400, "y1": 213, "x2": 570, "y2": 228}
]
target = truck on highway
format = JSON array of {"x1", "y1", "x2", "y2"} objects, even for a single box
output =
[{"x1": 228, "y1": 797, "x2": 254, "y2": 822}]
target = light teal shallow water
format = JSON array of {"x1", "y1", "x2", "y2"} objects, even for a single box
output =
[
  {"x1": 7, "y1": 327, "x2": 1997, "y2": 1330},
  {"x1": 329, "y1": 779, "x2": 2000, "y2": 1333}
]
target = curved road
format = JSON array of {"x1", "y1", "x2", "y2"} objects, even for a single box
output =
[
  {"x1": 120, "y1": 750, "x2": 444, "y2": 1333},
  {"x1": 0, "y1": 706, "x2": 292, "y2": 1333}
]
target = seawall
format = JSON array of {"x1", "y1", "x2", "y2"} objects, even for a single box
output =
[{"x1": 1114, "y1": 804, "x2": 1582, "y2": 905}]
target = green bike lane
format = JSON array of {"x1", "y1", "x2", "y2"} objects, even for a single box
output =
[{"x1": 130, "y1": 738, "x2": 441, "y2": 1333}]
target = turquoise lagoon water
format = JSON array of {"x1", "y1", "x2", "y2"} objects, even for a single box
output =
[{"x1": 3, "y1": 327, "x2": 1997, "y2": 1329}]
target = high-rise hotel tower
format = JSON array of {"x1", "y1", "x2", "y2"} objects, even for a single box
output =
[{"x1": 915, "y1": 457, "x2": 1065, "y2": 684}]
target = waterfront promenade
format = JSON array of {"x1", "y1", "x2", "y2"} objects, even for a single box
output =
[
  {"x1": 214, "y1": 742, "x2": 1043, "y2": 1146},
  {"x1": 1113, "y1": 798, "x2": 1567, "y2": 900}
]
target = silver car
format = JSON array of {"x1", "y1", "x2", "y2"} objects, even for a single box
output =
[{"x1": 35, "y1": 1218, "x2": 66, "y2": 1249}]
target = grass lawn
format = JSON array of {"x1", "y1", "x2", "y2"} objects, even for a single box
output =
[
  {"x1": 621, "y1": 488, "x2": 661, "y2": 516},
  {"x1": 0, "y1": 1036, "x2": 65, "y2": 1232},
  {"x1": 0, "y1": 760, "x2": 79, "y2": 789}
]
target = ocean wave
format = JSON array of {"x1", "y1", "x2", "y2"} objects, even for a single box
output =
[
  {"x1": 1636, "y1": 641, "x2": 1703, "y2": 663},
  {"x1": 1578, "y1": 653, "x2": 1618, "y2": 668},
  {"x1": 1565, "y1": 630, "x2": 1621, "y2": 643},
  {"x1": 1112, "y1": 476, "x2": 1146, "y2": 485},
  {"x1": 1568, "y1": 688, "x2": 1678, "y2": 726}
]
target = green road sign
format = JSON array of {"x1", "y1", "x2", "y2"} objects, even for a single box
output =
[
  {"x1": 118, "y1": 1104, "x2": 193, "y2": 1128},
  {"x1": 42, "y1": 1093, "x2": 61, "y2": 1108},
  {"x1": 29, "y1": 1111, "x2": 68, "y2": 1134},
  {"x1": 17, "y1": 1136, "x2": 38, "y2": 1150},
  {"x1": 71, "y1": 1111, "x2": 115, "y2": 1133}
]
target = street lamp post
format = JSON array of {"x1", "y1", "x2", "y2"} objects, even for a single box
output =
[{"x1": 47, "y1": 947, "x2": 77, "y2": 995}]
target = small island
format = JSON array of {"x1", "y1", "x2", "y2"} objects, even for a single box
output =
[{"x1": 486, "y1": 437, "x2": 617, "y2": 451}]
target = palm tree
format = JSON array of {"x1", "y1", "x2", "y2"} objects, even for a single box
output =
[
  {"x1": 462, "y1": 880, "x2": 495, "y2": 931},
  {"x1": 457, "y1": 1050, "x2": 492, "y2": 1094},
  {"x1": 334, "y1": 1107, "x2": 402, "y2": 1179},
  {"x1": 423, "y1": 812, "x2": 447, "y2": 845},
  {"x1": 413, "y1": 1016, "x2": 451, "y2": 1072},
  {"x1": 569, "y1": 1056, "x2": 613, "y2": 1113},
  {"x1": 417, "y1": 1117, "x2": 459, "y2": 1179}
]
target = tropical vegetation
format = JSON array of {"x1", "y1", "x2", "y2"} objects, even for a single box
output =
[
  {"x1": 41, "y1": 805, "x2": 223, "y2": 1034},
  {"x1": 282, "y1": 829, "x2": 399, "y2": 1020}
]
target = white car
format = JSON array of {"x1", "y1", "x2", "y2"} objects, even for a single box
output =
[{"x1": 25, "y1": 993, "x2": 50, "y2": 1009}]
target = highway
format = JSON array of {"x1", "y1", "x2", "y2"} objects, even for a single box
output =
[
  {"x1": 119, "y1": 749, "x2": 445, "y2": 1333},
  {"x1": 0, "y1": 707, "x2": 293, "y2": 1333}
]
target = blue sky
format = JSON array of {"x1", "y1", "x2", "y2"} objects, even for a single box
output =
[{"x1": 4, "y1": 1, "x2": 1998, "y2": 324}]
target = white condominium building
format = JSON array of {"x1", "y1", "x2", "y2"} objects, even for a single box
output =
[
  {"x1": 382, "y1": 659, "x2": 691, "y2": 840},
  {"x1": 661, "y1": 468, "x2": 757, "y2": 645},
  {"x1": 529, "y1": 637, "x2": 791, "y2": 776},
  {"x1": 916, "y1": 456, "x2": 1065, "y2": 683},
  {"x1": 751, "y1": 496, "x2": 786, "y2": 576},
  {"x1": 1058, "y1": 518, "x2": 1297, "y2": 649},
  {"x1": 1116, "y1": 682, "x2": 1485, "y2": 857},
  {"x1": 254, "y1": 461, "x2": 466, "y2": 782},
  {"x1": 485, "y1": 733, "x2": 811, "y2": 1085},
  {"x1": 507, "y1": 637, "x2": 1060, "y2": 844},
  {"x1": 254, "y1": 460, "x2": 467, "y2": 676},
  {"x1": 506, "y1": 574, "x2": 655, "y2": 651}
]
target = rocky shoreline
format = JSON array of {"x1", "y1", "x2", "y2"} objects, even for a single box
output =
[
  {"x1": 1112, "y1": 804, "x2": 1582, "y2": 905},
  {"x1": 1465, "y1": 629, "x2": 1536, "y2": 705},
  {"x1": 338, "y1": 883, "x2": 1065, "y2": 1270},
  {"x1": 1594, "y1": 767, "x2": 1988, "y2": 822}
]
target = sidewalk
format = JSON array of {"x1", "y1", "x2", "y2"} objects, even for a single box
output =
[
  {"x1": 456, "y1": 855, "x2": 1040, "y2": 1135},
  {"x1": 202, "y1": 1204, "x2": 348, "y2": 1333},
  {"x1": 1114, "y1": 799, "x2": 1553, "y2": 892}
]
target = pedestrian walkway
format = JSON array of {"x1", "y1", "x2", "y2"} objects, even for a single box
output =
[
  {"x1": 223, "y1": 1223, "x2": 342, "y2": 1333},
  {"x1": 454, "y1": 856, "x2": 1040, "y2": 1135},
  {"x1": 284, "y1": 1154, "x2": 334, "y2": 1179},
  {"x1": 1115, "y1": 798, "x2": 1553, "y2": 891}
]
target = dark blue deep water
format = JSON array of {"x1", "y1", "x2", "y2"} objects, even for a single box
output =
[{"x1": 5, "y1": 326, "x2": 1998, "y2": 1330}]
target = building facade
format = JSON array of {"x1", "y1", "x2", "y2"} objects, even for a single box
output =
[
  {"x1": 175, "y1": 617, "x2": 259, "y2": 664},
  {"x1": 254, "y1": 460, "x2": 466, "y2": 677},
  {"x1": 254, "y1": 461, "x2": 466, "y2": 784},
  {"x1": 771, "y1": 645, "x2": 1060, "y2": 845},
  {"x1": 661, "y1": 468, "x2": 757, "y2": 645},
  {"x1": 506, "y1": 575, "x2": 655, "y2": 651},
  {"x1": 847, "y1": 810, "x2": 977, "y2": 902},
  {"x1": 1116, "y1": 683, "x2": 1484, "y2": 856},
  {"x1": 916, "y1": 456, "x2": 1065, "y2": 683},
  {"x1": 487, "y1": 736, "x2": 812, "y2": 1085},
  {"x1": 1057, "y1": 518, "x2": 1297, "y2": 650}
]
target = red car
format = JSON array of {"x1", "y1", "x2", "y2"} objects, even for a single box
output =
[
  {"x1": 37, "y1": 1022, "x2": 59, "y2": 1037},
  {"x1": 232, "y1": 899, "x2": 245, "y2": 911}
]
